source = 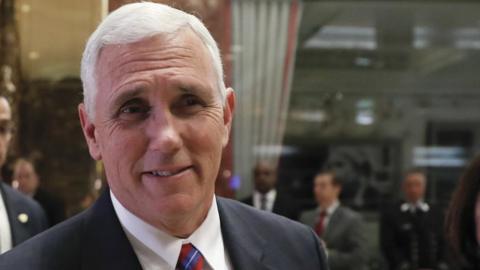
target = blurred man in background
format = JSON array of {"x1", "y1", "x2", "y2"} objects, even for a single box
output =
[
  {"x1": 0, "y1": 96, "x2": 47, "y2": 254},
  {"x1": 300, "y1": 170, "x2": 368, "y2": 270},
  {"x1": 380, "y1": 169, "x2": 448, "y2": 270},
  {"x1": 242, "y1": 160, "x2": 299, "y2": 220},
  {"x1": 12, "y1": 158, "x2": 65, "y2": 226}
]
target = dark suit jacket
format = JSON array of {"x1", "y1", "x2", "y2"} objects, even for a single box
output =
[
  {"x1": 0, "y1": 190, "x2": 328, "y2": 270},
  {"x1": 34, "y1": 188, "x2": 66, "y2": 226},
  {"x1": 380, "y1": 201, "x2": 447, "y2": 270},
  {"x1": 300, "y1": 206, "x2": 368, "y2": 270},
  {"x1": 241, "y1": 190, "x2": 299, "y2": 220},
  {"x1": 0, "y1": 182, "x2": 47, "y2": 247}
]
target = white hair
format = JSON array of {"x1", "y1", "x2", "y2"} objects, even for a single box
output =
[{"x1": 80, "y1": 2, "x2": 225, "y2": 119}]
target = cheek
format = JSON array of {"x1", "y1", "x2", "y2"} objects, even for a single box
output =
[
  {"x1": 0, "y1": 137, "x2": 8, "y2": 149},
  {"x1": 475, "y1": 197, "x2": 480, "y2": 243},
  {"x1": 101, "y1": 124, "x2": 145, "y2": 152},
  {"x1": 185, "y1": 115, "x2": 225, "y2": 152},
  {"x1": 99, "y1": 128, "x2": 147, "y2": 173},
  {"x1": 184, "y1": 119, "x2": 224, "y2": 182}
]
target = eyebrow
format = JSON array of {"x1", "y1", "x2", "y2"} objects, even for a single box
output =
[
  {"x1": 178, "y1": 86, "x2": 197, "y2": 95},
  {"x1": 110, "y1": 86, "x2": 146, "y2": 112},
  {"x1": 176, "y1": 80, "x2": 211, "y2": 98}
]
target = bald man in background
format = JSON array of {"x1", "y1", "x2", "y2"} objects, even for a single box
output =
[
  {"x1": 380, "y1": 169, "x2": 448, "y2": 270},
  {"x1": 242, "y1": 161, "x2": 300, "y2": 220}
]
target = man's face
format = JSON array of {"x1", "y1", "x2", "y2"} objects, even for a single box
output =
[
  {"x1": 0, "y1": 98, "x2": 12, "y2": 168},
  {"x1": 402, "y1": 172, "x2": 426, "y2": 203},
  {"x1": 78, "y1": 29, "x2": 234, "y2": 231},
  {"x1": 314, "y1": 174, "x2": 341, "y2": 207},
  {"x1": 253, "y1": 162, "x2": 276, "y2": 194},
  {"x1": 13, "y1": 162, "x2": 39, "y2": 195}
]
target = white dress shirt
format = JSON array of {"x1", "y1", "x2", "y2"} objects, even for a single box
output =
[
  {"x1": 253, "y1": 189, "x2": 277, "y2": 212},
  {"x1": 111, "y1": 192, "x2": 232, "y2": 270},
  {"x1": 400, "y1": 199, "x2": 430, "y2": 213},
  {"x1": 0, "y1": 190, "x2": 12, "y2": 254}
]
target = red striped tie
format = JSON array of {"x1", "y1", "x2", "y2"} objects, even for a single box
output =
[{"x1": 176, "y1": 243, "x2": 204, "y2": 270}]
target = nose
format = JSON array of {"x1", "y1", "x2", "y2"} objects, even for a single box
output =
[{"x1": 146, "y1": 108, "x2": 182, "y2": 155}]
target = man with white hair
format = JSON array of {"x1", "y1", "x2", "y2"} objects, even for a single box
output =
[{"x1": 0, "y1": 3, "x2": 327, "y2": 270}]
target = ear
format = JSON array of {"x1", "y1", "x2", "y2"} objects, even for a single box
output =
[
  {"x1": 221, "y1": 88, "x2": 236, "y2": 147},
  {"x1": 78, "y1": 103, "x2": 102, "y2": 160}
]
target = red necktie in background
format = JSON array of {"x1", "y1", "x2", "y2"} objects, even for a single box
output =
[{"x1": 314, "y1": 211, "x2": 327, "y2": 236}]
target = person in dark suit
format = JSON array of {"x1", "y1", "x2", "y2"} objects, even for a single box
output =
[
  {"x1": 12, "y1": 158, "x2": 66, "y2": 226},
  {"x1": 0, "y1": 97, "x2": 47, "y2": 254},
  {"x1": 0, "y1": 186, "x2": 326, "y2": 270},
  {"x1": 380, "y1": 169, "x2": 448, "y2": 270},
  {"x1": 0, "y1": 3, "x2": 327, "y2": 269},
  {"x1": 300, "y1": 170, "x2": 368, "y2": 270},
  {"x1": 241, "y1": 161, "x2": 299, "y2": 220}
]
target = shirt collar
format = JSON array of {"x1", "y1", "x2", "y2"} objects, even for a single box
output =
[
  {"x1": 401, "y1": 200, "x2": 430, "y2": 212},
  {"x1": 319, "y1": 200, "x2": 340, "y2": 215},
  {"x1": 254, "y1": 189, "x2": 277, "y2": 200},
  {"x1": 111, "y1": 191, "x2": 228, "y2": 269}
]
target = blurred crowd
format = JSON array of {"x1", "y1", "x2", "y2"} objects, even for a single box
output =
[{"x1": 241, "y1": 159, "x2": 480, "y2": 270}]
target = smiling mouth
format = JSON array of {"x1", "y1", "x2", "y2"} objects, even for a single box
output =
[{"x1": 144, "y1": 166, "x2": 192, "y2": 177}]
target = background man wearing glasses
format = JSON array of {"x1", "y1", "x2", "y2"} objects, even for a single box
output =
[{"x1": 0, "y1": 96, "x2": 47, "y2": 254}]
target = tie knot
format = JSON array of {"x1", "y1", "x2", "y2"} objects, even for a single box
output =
[
  {"x1": 320, "y1": 210, "x2": 327, "y2": 217},
  {"x1": 177, "y1": 243, "x2": 204, "y2": 270}
]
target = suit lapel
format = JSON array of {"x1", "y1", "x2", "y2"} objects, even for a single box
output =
[
  {"x1": 217, "y1": 198, "x2": 271, "y2": 270},
  {"x1": 302, "y1": 209, "x2": 317, "y2": 228},
  {"x1": 272, "y1": 193, "x2": 281, "y2": 214},
  {"x1": 323, "y1": 207, "x2": 341, "y2": 243},
  {"x1": 81, "y1": 190, "x2": 142, "y2": 270},
  {"x1": 245, "y1": 196, "x2": 253, "y2": 206},
  {"x1": 1, "y1": 182, "x2": 32, "y2": 246}
]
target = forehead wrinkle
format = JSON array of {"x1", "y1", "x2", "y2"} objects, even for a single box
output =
[
  {"x1": 96, "y1": 31, "x2": 220, "y2": 113},
  {"x1": 120, "y1": 46, "x2": 196, "y2": 66},
  {"x1": 106, "y1": 47, "x2": 200, "y2": 84},
  {"x1": 106, "y1": 30, "x2": 204, "y2": 71}
]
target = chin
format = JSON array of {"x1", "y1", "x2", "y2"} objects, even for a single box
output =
[{"x1": 154, "y1": 194, "x2": 198, "y2": 213}]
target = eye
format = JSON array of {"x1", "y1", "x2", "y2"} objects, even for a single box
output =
[
  {"x1": 117, "y1": 99, "x2": 150, "y2": 121},
  {"x1": 183, "y1": 95, "x2": 202, "y2": 106},
  {"x1": 172, "y1": 94, "x2": 205, "y2": 116},
  {"x1": 120, "y1": 105, "x2": 148, "y2": 114}
]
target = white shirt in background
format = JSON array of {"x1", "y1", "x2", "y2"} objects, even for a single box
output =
[
  {"x1": 253, "y1": 189, "x2": 277, "y2": 212},
  {"x1": 0, "y1": 189, "x2": 12, "y2": 254}
]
